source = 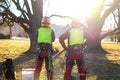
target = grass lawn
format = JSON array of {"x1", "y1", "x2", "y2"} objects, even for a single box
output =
[{"x1": 0, "y1": 39, "x2": 120, "y2": 80}]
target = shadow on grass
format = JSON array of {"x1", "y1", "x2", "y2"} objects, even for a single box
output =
[
  {"x1": 12, "y1": 51, "x2": 120, "y2": 80},
  {"x1": 1, "y1": 49, "x2": 119, "y2": 80},
  {"x1": 12, "y1": 52, "x2": 65, "y2": 80},
  {"x1": 0, "y1": 52, "x2": 36, "y2": 80},
  {"x1": 13, "y1": 53, "x2": 35, "y2": 68},
  {"x1": 12, "y1": 53, "x2": 35, "y2": 79},
  {"x1": 85, "y1": 52, "x2": 120, "y2": 80}
]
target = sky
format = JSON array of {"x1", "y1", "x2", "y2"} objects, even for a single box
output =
[
  {"x1": 43, "y1": 0, "x2": 98, "y2": 25},
  {"x1": 10, "y1": 0, "x2": 115, "y2": 30},
  {"x1": 44, "y1": 0, "x2": 97, "y2": 17},
  {"x1": 43, "y1": 0, "x2": 116, "y2": 31}
]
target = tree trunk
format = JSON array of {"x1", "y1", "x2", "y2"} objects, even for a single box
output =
[
  {"x1": 85, "y1": 22, "x2": 106, "y2": 53},
  {"x1": 25, "y1": 16, "x2": 40, "y2": 54},
  {"x1": 85, "y1": 33, "x2": 105, "y2": 53},
  {"x1": 27, "y1": 29, "x2": 38, "y2": 54},
  {"x1": 25, "y1": 0, "x2": 43, "y2": 54},
  {"x1": 117, "y1": 35, "x2": 120, "y2": 42},
  {"x1": 9, "y1": 27, "x2": 12, "y2": 39}
]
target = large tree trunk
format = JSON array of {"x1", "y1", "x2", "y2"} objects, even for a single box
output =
[
  {"x1": 84, "y1": 1, "x2": 106, "y2": 53},
  {"x1": 27, "y1": 28, "x2": 38, "y2": 54},
  {"x1": 25, "y1": 0, "x2": 43, "y2": 54},
  {"x1": 85, "y1": 20, "x2": 106, "y2": 53},
  {"x1": 25, "y1": 16, "x2": 38, "y2": 54},
  {"x1": 85, "y1": 31, "x2": 105, "y2": 53}
]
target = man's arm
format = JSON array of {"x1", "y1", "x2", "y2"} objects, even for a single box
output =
[
  {"x1": 59, "y1": 31, "x2": 69, "y2": 50},
  {"x1": 51, "y1": 30, "x2": 55, "y2": 42}
]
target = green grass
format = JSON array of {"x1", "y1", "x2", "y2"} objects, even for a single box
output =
[{"x1": 0, "y1": 39, "x2": 120, "y2": 80}]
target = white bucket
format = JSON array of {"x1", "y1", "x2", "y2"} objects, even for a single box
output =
[{"x1": 21, "y1": 68, "x2": 35, "y2": 80}]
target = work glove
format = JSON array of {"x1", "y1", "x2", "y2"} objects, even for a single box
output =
[
  {"x1": 52, "y1": 48, "x2": 59, "y2": 55},
  {"x1": 64, "y1": 50, "x2": 68, "y2": 57},
  {"x1": 48, "y1": 48, "x2": 59, "y2": 60},
  {"x1": 48, "y1": 55, "x2": 54, "y2": 60}
]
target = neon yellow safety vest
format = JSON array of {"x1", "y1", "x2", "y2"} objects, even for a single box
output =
[
  {"x1": 37, "y1": 28, "x2": 52, "y2": 44},
  {"x1": 69, "y1": 28, "x2": 84, "y2": 45}
]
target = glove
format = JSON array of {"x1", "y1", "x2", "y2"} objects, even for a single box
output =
[
  {"x1": 55, "y1": 48, "x2": 59, "y2": 53},
  {"x1": 64, "y1": 50, "x2": 68, "y2": 57},
  {"x1": 52, "y1": 48, "x2": 59, "y2": 55},
  {"x1": 48, "y1": 55, "x2": 54, "y2": 60},
  {"x1": 52, "y1": 48, "x2": 59, "y2": 59}
]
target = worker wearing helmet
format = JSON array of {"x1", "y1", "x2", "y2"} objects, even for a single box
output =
[
  {"x1": 34, "y1": 17, "x2": 55, "y2": 80},
  {"x1": 59, "y1": 19, "x2": 87, "y2": 80}
]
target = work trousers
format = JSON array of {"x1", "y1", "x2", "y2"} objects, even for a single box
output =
[
  {"x1": 34, "y1": 56, "x2": 53, "y2": 80},
  {"x1": 64, "y1": 54, "x2": 86, "y2": 80}
]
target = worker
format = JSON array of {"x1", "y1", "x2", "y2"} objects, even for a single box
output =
[
  {"x1": 34, "y1": 17, "x2": 55, "y2": 80},
  {"x1": 59, "y1": 19, "x2": 87, "y2": 80}
]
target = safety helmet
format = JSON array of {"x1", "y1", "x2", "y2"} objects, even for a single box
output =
[
  {"x1": 41, "y1": 17, "x2": 50, "y2": 27},
  {"x1": 72, "y1": 19, "x2": 82, "y2": 28}
]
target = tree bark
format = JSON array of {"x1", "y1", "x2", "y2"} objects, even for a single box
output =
[
  {"x1": 85, "y1": 27, "x2": 106, "y2": 53},
  {"x1": 25, "y1": 0, "x2": 43, "y2": 54},
  {"x1": 27, "y1": 29, "x2": 37, "y2": 54},
  {"x1": 117, "y1": 35, "x2": 120, "y2": 42},
  {"x1": 84, "y1": 0, "x2": 120, "y2": 53}
]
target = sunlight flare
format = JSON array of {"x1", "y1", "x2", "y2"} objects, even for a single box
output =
[{"x1": 47, "y1": 0, "x2": 98, "y2": 18}]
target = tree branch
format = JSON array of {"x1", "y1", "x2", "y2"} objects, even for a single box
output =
[
  {"x1": 101, "y1": 27, "x2": 119, "y2": 39},
  {"x1": 100, "y1": 0, "x2": 120, "y2": 27},
  {"x1": 0, "y1": 18, "x2": 4, "y2": 26},
  {"x1": 19, "y1": 23, "x2": 29, "y2": 33},
  {"x1": 0, "y1": 4, "x2": 29, "y2": 26},
  {"x1": 12, "y1": 0, "x2": 29, "y2": 21},
  {"x1": 24, "y1": 0, "x2": 32, "y2": 18},
  {"x1": 50, "y1": 14, "x2": 72, "y2": 19}
]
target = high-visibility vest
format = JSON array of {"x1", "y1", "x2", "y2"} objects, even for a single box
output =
[
  {"x1": 69, "y1": 28, "x2": 84, "y2": 45},
  {"x1": 37, "y1": 28, "x2": 52, "y2": 44}
]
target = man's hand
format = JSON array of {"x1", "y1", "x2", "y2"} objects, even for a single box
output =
[
  {"x1": 48, "y1": 55, "x2": 54, "y2": 60},
  {"x1": 64, "y1": 50, "x2": 68, "y2": 57},
  {"x1": 53, "y1": 48, "x2": 59, "y2": 54}
]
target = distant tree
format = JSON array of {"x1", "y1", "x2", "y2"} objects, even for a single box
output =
[
  {"x1": 115, "y1": 4, "x2": 120, "y2": 42},
  {"x1": 0, "y1": 0, "x2": 43, "y2": 53},
  {"x1": 106, "y1": 3, "x2": 120, "y2": 42}
]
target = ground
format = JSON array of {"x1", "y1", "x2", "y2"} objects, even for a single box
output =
[{"x1": 0, "y1": 39, "x2": 120, "y2": 80}]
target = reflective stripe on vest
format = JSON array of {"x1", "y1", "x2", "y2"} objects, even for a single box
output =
[
  {"x1": 69, "y1": 28, "x2": 84, "y2": 45},
  {"x1": 37, "y1": 28, "x2": 52, "y2": 44}
]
